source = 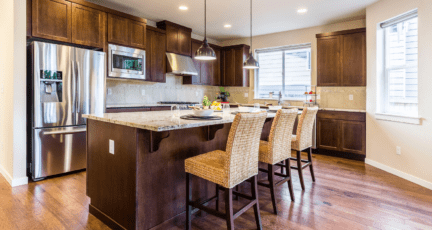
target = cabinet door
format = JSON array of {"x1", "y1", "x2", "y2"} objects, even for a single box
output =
[
  {"x1": 223, "y1": 49, "x2": 235, "y2": 86},
  {"x1": 146, "y1": 29, "x2": 166, "y2": 83},
  {"x1": 71, "y1": 4, "x2": 106, "y2": 48},
  {"x1": 107, "y1": 14, "x2": 130, "y2": 46},
  {"x1": 340, "y1": 121, "x2": 366, "y2": 155},
  {"x1": 166, "y1": 26, "x2": 179, "y2": 54},
  {"x1": 317, "y1": 36, "x2": 341, "y2": 86},
  {"x1": 342, "y1": 32, "x2": 366, "y2": 86},
  {"x1": 317, "y1": 118, "x2": 340, "y2": 151},
  {"x1": 178, "y1": 28, "x2": 192, "y2": 56},
  {"x1": 189, "y1": 40, "x2": 202, "y2": 84},
  {"x1": 32, "y1": 0, "x2": 72, "y2": 42},
  {"x1": 211, "y1": 46, "x2": 221, "y2": 86},
  {"x1": 129, "y1": 20, "x2": 146, "y2": 49}
]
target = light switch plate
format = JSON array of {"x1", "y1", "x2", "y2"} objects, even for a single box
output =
[
  {"x1": 349, "y1": 95, "x2": 354, "y2": 100},
  {"x1": 109, "y1": 140, "x2": 115, "y2": 155},
  {"x1": 317, "y1": 94, "x2": 321, "y2": 100},
  {"x1": 141, "y1": 90, "x2": 146, "y2": 96},
  {"x1": 107, "y1": 88, "x2": 112, "y2": 95},
  {"x1": 0, "y1": 85, "x2": 4, "y2": 94},
  {"x1": 396, "y1": 146, "x2": 401, "y2": 155},
  {"x1": 244, "y1": 93, "x2": 248, "y2": 97}
]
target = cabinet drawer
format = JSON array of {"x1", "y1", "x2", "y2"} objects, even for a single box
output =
[{"x1": 317, "y1": 111, "x2": 365, "y2": 122}]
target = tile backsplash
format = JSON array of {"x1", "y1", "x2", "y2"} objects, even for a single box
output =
[{"x1": 107, "y1": 77, "x2": 365, "y2": 110}]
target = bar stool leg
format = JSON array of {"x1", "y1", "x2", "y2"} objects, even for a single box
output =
[
  {"x1": 308, "y1": 148, "x2": 316, "y2": 182},
  {"x1": 215, "y1": 184, "x2": 220, "y2": 211},
  {"x1": 286, "y1": 159, "x2": 295, "y2": 201},
  {"x1": 225, "y1": 188, "x2": 234, "y2": 230},
  {"x1": 251, "y1": 175, "x2": 263, "y2": 230},
  {"x1": 234, "y1": 185, "x2": 239, "y2": 200},
  {"x1": 186, "y1": 173, "x2": 192, "y2": 230},
  {"x1": 296, "y1": 151, "x2": 306, "y2": 190},
  {"x1": 268, "y1": 164, "x2": 278, "y2": 214},
  {"x1": 280, "y1": 161, "x2": 284, "y2": 174}
]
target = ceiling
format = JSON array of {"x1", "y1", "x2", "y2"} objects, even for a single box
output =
[{"x1": 86, "y1": 0, "x2": 379, "y2": 41}]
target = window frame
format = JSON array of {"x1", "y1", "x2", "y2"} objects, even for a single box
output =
[{"x1": 254, "y1": 43, "x2": 312, "y2": 101}]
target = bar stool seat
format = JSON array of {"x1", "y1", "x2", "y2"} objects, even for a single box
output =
[{"x1": 185, "y1": 150, "x2": 229, "y2": 188}]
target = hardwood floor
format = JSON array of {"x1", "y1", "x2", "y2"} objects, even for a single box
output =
[{"x1": 1, "y1": 153, "x2": 431, "y2": 230}]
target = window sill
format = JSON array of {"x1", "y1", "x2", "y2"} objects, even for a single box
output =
[{"x1": 375, "y1": 113, "x2": 421, "y2": 125}]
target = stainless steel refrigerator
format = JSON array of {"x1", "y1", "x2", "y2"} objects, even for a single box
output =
[{"x1": 29, "y1": 41, "x2": 106, "y2": 181}]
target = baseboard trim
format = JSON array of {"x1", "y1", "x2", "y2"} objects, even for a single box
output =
[
  {"x1": 365, "y1": 158, "x2": 432, "y2": 190},
  {"x1": 0, "y1": 164, "x2": 28, "y2": 187}
]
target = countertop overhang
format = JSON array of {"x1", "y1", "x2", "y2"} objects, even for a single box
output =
[{"x1": 84, "y1": 109, "x2": 277, "y2": 132}]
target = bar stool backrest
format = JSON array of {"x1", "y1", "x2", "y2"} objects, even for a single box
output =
[
  {"x1": 266, "y1": 109, "x2": 298, "y2": 164},
  {"x1": 225, "y1": 112, "x2": 267, "y2": 188},
  {"x1": 294, "y1": 107, "x2": 319, "y2": 151}
]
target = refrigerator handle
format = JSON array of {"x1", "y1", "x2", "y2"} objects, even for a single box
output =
[
  {"x1": 75, "y1": 61, "x2": 80, "y2": 115},
  {"x1": 71, "y1": 60, "x2": 76, "y2": 116}
]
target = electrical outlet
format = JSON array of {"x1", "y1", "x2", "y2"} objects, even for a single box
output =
[
  {"x1": 109, "y1": 140, "x2": 115, "y2": 155},
  {"x1": 107, "y1": 88, "x2": 112, "y2": 95},
  {"x1": 396, "y1": 146, "x2": 401, "y2": 155},
  {"x1": 244, "y1": 93, "x2": 248, "y2": 97},
  {"x1": 317, "y1": 94, "x2": 320, "y2": 100},
  {"x1": 141, "y1": 90, "x2": 146, "y2": 96},
  {"x1": 0, "y1": 85, "x2": 4, "y2": 94},
  {"x1": 349, "y1": 95, "x2": 354, "y2": 100}
]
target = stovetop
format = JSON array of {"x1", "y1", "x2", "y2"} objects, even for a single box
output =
[{"x1": 158, "y1": 101, "x2": 200, "y2": 105}]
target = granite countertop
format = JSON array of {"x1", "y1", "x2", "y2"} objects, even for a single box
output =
[
  {"x1": 106, "y1": 104, "x2": 177, "y2": 108},
  {"x1": 84, "y1": 109, "x2": 276, "y2": 132}
]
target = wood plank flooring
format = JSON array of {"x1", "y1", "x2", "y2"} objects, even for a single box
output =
[{"x1": 1, "y1": 153, "x2": 431, "y2": 230}]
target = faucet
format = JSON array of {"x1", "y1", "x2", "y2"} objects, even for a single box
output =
[{"x1": 278, "y1": 91, "x2": 283, "y2": 106}]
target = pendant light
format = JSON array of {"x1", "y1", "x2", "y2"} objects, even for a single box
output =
[
  {"x1": 195, "y1": 0, "x2": 216, "y2": 60},
  {"x1": 243, "y1": 0, "x2": 259, "y2": 69}
]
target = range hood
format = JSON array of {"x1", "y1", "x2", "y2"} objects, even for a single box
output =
[{"x1": 166, "y1": 53, "x2": 198, "y2": 76}]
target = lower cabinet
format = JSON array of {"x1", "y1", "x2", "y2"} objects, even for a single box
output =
[{"x1": 317, "y1": 111, "x2": 366, "y2": 158}]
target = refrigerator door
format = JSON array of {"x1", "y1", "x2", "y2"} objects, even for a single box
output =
[
  {"x1": 33, "y1": 42, "x2": 75, "y2": 128},
  {"x1": 33, "y1": 126, "x2": 87, "y2": 180},
  {"x1": 74, "y1": 47, "x2": 106, "y2": 126}
]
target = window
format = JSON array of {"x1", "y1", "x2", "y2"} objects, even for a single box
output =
[
  {"x1": 255, "y1": 44, "x2": 311, "y2": 100},
  {"x1": 380, "y1": 10, "x2": 418, "y2": 117}
]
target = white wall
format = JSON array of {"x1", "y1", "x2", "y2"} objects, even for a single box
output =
[
  {"x1": 366, "y1": 0, "x2": 432, "y2": 188},
  {"x1": 0, "y1": 0, "x2": 28, "y2": 187}
]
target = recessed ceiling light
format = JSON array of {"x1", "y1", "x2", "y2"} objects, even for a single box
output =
[
  {"x1": 297, "y1": 8, "x2": 308, "y2": 14},
  {"x1": 224, "y1": 24, "x2": 232, "y2": 28},
  {"x1": 179, "y1": 6, "x2": 188, "y2": 10}
]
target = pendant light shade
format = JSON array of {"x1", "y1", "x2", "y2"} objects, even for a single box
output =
[
  {"x1": 195, "y1": 0, "x2": 216, "y2": 60},
  {"x1": 244, "y1": 0, "x2": 259, "y2": 69}
]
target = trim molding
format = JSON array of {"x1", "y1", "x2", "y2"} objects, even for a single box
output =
[
  {"x1": 0, "y1": 164, "x2": 28, "y2": 187},
  {"x1": 375, "y1": 113, "x2": 421, "y2": 125},
  {"x1": 365, "y1": 158, "x2": 432, "y2": 190}
]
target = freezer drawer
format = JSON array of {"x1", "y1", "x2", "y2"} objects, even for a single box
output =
[{"x1": 33, "y1": 126, "x2": 87, "y2": 180}]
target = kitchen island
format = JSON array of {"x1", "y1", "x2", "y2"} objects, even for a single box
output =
[{"x1": 84, "y1": 110, "x2": 276, "y2": 230}]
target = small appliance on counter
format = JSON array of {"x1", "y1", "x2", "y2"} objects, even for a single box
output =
[{"x1": 216, "y1": 87, "x2": 230, "y2": 102}]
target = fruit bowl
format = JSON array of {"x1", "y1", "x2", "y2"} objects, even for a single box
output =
[{"x1": 192, "y1": 109, "x2": 214, "y2": 117}]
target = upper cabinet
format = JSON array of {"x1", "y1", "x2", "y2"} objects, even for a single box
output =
[
  {"x1": 146, "y1": 27, "x2": 166, "y2": 83},
  {"x1": 71, "y1": 4, "x2": 106, "y2": 48},
  {"x1": 221, "y1": 44, "x2": 250, "y2": 87},
  {"x1": 157, "y1": 21, "x2": 192, "y2": 56},
  {"x1": 32, "y1": 0, "x2": 72, "y2": 43},
  {"x1": 108, "y1": 14, "x2": 146, "y2": 49},
  {"x1": 29, "y1": 0, "x2": 147, "y2": 49},
  {"x1": 185, "y1": 39, "x2": 221, "y2": 86},
  {"x1": 316, "y1": 28, "x2": 366, "y2": 86}
]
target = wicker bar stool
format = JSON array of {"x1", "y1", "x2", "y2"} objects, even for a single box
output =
[
  {"x1": 289, "y1": 107, "x2": 319, "y2": 190},
  {"x1": 185, "y1": 112, "x2": 267, "y2": 230},
  {"x1": 257, "y1": 109, "x2": 298, "y2": 214}
]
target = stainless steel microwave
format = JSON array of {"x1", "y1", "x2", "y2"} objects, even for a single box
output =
[{"x1": 108, "y1": 44, "x2": 146, "y2": 80}]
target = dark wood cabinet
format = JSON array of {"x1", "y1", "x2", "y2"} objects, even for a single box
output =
[
  {"x1": 108, "y1": 13, "x2": 146, "y2": 49},
  {"x1": 71, "y1": 4, "x2": 106, "y2": 48},
  {"x1": 316, "y1": 28, "x2": 366, "y2": 87},
  {"x1": 157, "y1": 21, "x2": 192, "y2": 56},
  {"x1": 106, "y1": 106, "x2": 171, "y2": 113},
  {"x1": 317, "y1": 111, "x2": 366, "y2": 157},
  {"x1": 185, "y1": 39, "x2": 221, "y2": 86},
  {"x1": 221, "y1": 44, "x2": 250, "y2": 87},
  {"x1": 146, "y1": 27, "x2": 166, "y2": 83},
  {"x1": 32, "y1": 0, "x2": 72, "y2": 43}
]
